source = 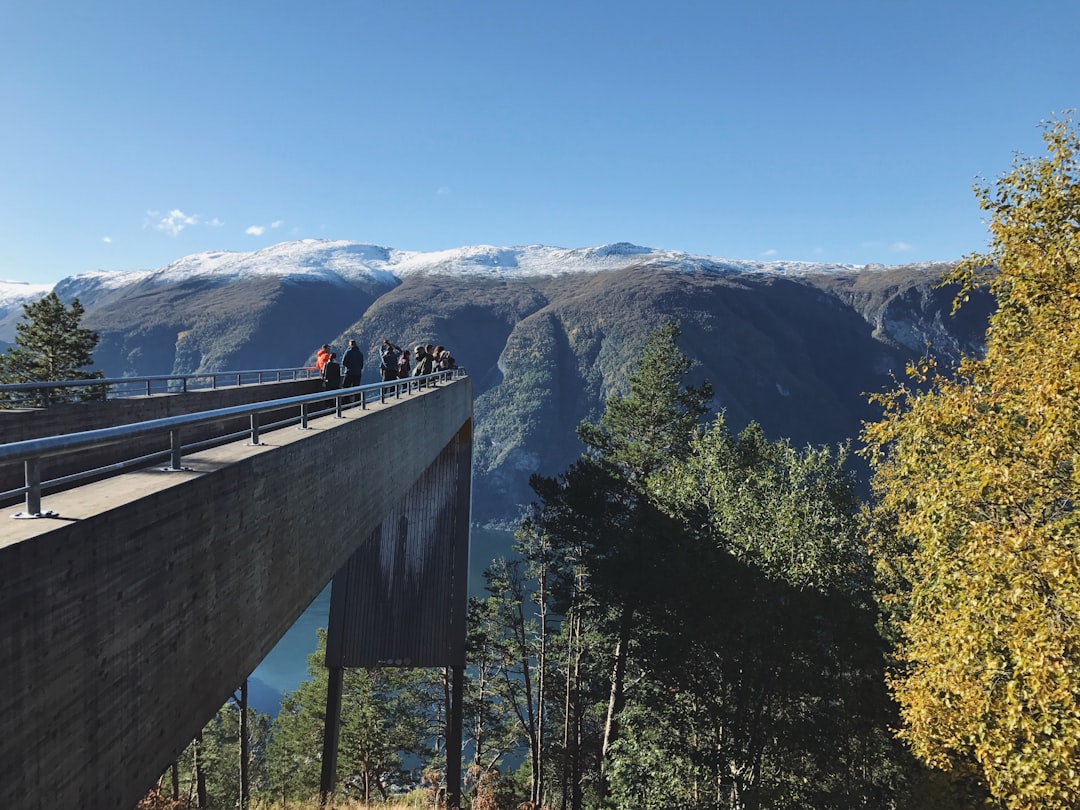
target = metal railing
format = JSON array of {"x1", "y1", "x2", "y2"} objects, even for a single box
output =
[
  {"x1": 0, "y1": 366, "x2": 322, "y2": 408},
  {"x1": 1, "y1": 369, "x2": 467, "y2": 518}
]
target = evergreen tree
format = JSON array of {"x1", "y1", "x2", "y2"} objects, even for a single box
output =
[
  {"x1": 0, "y1": 291, "x2": 104, "y2": 403},
  {"x1": 863, "y1": 116, "x2": 1080, "y2": 808},
  {"x1": 172, "y1": 699, "x2": 272, "y2": 809},
  {"x1": 264, "y1": 630, "x2": 443, "y2": 803},
  {"x1": 465, "y1": 592, "x2": 522, "y2": 779},
  {"x1": 467, "y1": 523, "x2": 565, "y2": 809},
  {"x1": 528, "y1": 321, "x2": 712, "y2": 802}
]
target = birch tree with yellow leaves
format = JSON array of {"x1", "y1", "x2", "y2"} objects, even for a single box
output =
[{"x1": 863, "y1": 117, "x2": 1080, "y2": 809}]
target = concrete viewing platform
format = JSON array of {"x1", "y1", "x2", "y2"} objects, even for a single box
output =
[{"x1": 0, "y1": 375, "x2": 474, "y2": 810}]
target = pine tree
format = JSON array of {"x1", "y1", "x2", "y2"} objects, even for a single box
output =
[
  {"x1": 0, "y1": 291, "x2": 104, "y2": 403},
  {"x1": 264, "y1": 630, "x2": 443, "y2": 803},
  {"x1": 529, "y1": 321, "x2": 712, "y2": 802}
]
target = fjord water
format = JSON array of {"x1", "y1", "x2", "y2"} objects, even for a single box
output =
[{"x1": 248, "y1": 527, "x2": 515, "y2": 715}]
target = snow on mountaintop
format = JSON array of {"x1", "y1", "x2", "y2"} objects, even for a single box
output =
[
  {"x1": 0, "y1": 280, "x2": 52, "y2": 309},
  {"x1": 114, "y1": 239, "x2": 876, "y2": 287},
  {"x1": 17, "y1": 241, "x2": 936, "y2": 306}
]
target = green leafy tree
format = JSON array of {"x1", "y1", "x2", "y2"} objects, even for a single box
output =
[
  {"x1": 862, "y1": 117, "x2": 1080, "y2": 808},
  {"x1": 0, "y1": 291, "x2": 104, "y2": 403},
  {"x1": 648, "y1": 417, "x2": 904, "y2": 809}
]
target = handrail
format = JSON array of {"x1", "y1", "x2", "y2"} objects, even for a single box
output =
[
  {"x1": 1, "y1": 369, "x2": 467, "y2": 518},
  {"x1": 0, "y1": 366, "x2": 322, "y2": 407}
]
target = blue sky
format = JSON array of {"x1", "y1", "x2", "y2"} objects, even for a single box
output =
[{"x1": 3, "y1": 1, "x2": 1078, "y2": 285}]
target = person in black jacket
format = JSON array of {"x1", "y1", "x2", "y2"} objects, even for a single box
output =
[
  {"x1": 321, "y1": 352, "x2": 342, "y2": 389},
  {"x1": 341, "y1": 339, "x2": 364, "y2": 388},
  {"x1": 379, "y1": 339, "x2": 400, "y2": 381}
]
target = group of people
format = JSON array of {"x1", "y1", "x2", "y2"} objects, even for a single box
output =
[
  {"x1": 314, "y1": 340, "x2": 364, "y2": 389},
  {"x1": 314, "y1": 339, "x2": 457, "y2": 389},
  {"x1": 377, "y1": 339, "x2": 457, "y2": 382}
]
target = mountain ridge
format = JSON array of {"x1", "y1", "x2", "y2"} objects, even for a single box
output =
[
  {"x1": 0, "y1": 239, "x2": 993, "y2": 524},
  {"x1": 1, "y1": 239, "x2": 943, "y2": 317}
]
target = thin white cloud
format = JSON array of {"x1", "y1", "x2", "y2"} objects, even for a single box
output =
[
  {"x1": 102, "y1": 236, "x2": 112, "y2": 244},
  {"x1": 436, "y1": 186, "x2": 451, "y2": 196},
  {"x1": 148, "y1": 209, "x2": 200, "y2": 237},
  {"x1": 760, "y1": 248, "x2": 777, "y2": 258},
  {"x1": 207, "y1": 218, "x2": 224, "y2": 228},
  {"x1": 246, "y1": 220, "x2": 283, "y2": 236},
  {"x1": 891, "y1": 241, "x2": 913, "y2": 252}
]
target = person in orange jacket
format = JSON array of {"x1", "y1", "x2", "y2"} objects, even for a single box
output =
[{"x1": 315, "y1": 343, "x2": 332, "y2": 371}]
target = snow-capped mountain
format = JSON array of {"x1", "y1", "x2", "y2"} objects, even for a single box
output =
[
  {"x1": 6, "y1": 238, "x2": 950, "y2": 324},
  {"x1": 0, "y1": 280, "x2": 54, "y2": 348},
  {"x1": 0, "y1": 279, "x2": 52, "y2": 311},
  {"x1": 0, "y1": 239, "x2": 990, "y2": 524}
]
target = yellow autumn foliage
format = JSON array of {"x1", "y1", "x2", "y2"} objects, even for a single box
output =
[{"x1": 863, "y1": 117, "x2": 1080, "y2": 809}]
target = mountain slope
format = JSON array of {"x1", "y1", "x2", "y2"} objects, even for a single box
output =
[{"x1": 2, "y1": 240, "x2": 994, "y2": 523}]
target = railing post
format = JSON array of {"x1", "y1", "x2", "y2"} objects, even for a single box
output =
[
  {"x1": 249, "y1": 413, "x2": 262, "y2": 445},
  {"x1": 335, "y1": 396, "x2": 343, "y2": 418},
  {"x1": 300, "y1": 401, "x2": 309, "y2": 429},
  {"x1": 24, "y1": 458, "x2": 42, "y2": 516},
  {"x1": 146, "y1": 379, "x2": 152, "y2": 397},
  {"x1": 169, "y1": 429, "x2": 183, "y2": 470},
  {"x1": 182, "y1": 378, "x2": 188, "y2": 393}
]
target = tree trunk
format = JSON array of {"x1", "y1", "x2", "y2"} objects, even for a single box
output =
[
  {"x1": 599, "y1": 602, "x2": 634, "y2": 803},
  {"x1": 561, "y1": 608, "x2": 583, "y2": 810},
  {"x1": 533, "y1": 558, "x2": 549, "y2": 809},
  {"x1": 194, "y1": 731, "x2": 208, "y2": 809},
  {"x1": 602, "y1": 603, "x2": 633, "y2": 761},
  {"x1": 238, "y1": 680, "x2": 250, "y2": 809}
]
